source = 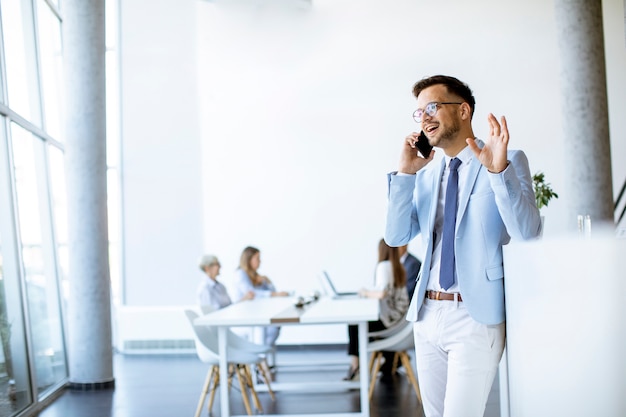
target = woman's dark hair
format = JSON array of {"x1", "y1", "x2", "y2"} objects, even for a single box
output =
[
  {"x1": 378, "y1": 239, "x2": 406, "y2": 289},
  {"x1": 412, "y1": 75, "x2": 476, "y2": 119}
]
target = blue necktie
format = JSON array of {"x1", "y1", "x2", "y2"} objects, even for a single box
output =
[{"x1": 440, "y1": 157, "x2": 461, "y2": 290}]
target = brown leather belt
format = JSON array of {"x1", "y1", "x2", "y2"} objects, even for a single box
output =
[{"x1": 425, "y1": 290, "x2": 463, "y2": 302}]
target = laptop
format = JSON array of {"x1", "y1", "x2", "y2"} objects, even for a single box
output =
[{"x1": 320, "y1": 271, "x2": 359, "y2": 299}]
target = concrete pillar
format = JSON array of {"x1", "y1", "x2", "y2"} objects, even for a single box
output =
[
  {"x1": 554, "y1": 0, "x2": 614, "y2": 228},
  {"x1": 63, "y1": 0, "x2": 114, "y2": 387}
]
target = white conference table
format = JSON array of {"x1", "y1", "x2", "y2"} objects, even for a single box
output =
[{"x1": 194, "y1": 296, "x2": 379, "y2": 417}]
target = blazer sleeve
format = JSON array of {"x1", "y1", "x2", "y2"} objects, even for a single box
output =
[
  {"x1": 384, "y1": 173, "x2": 422, "y2": 247},
  {"x1": 489, "y1": 150, "x2": 542, "y2": 241}
]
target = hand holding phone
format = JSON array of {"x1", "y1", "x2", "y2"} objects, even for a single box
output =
[
  {"x1": 399, "y1": 131, "x2": 433, "y2": 174},
  {"x1": 415, "y1": 131, "x2": 433, "y2": 158}
]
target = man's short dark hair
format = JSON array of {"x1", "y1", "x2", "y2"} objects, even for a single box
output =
[{"x1": 412, "y1": 75, "x2": 476, "y2": 119}]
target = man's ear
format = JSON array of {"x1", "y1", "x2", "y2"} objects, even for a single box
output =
[{"x1": 460, "y1": 102, "x2": 471, "y2": 121}]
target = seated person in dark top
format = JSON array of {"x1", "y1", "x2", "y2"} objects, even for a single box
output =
[{"x1": 399, "y1": 244, "x2": 422, "y2": 300}]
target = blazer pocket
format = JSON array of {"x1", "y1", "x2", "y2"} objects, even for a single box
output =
[
  {"x1": 469, "y1": 190, "x2": 495, "y2": 200},
  {"x1": 486, "y1": 264, "x2": 504, "y2": 281}
]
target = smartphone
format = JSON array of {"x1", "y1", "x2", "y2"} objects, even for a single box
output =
[{"x1": 415, "y1": 131, "x2": 433, "y2": 158}]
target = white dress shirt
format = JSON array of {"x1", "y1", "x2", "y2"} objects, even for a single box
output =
[
  {"x1": 196, "y1": 277, "x2": 232, "y2": 311},
  {"x1": 426, "y1": 145, "x2": 474, "y2": 293}
]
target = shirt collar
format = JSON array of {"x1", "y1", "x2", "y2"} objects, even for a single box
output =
[
  {"x1": 204, "y1": 276, "x2": 219, "y2": 287},
  {"x1": 444, "y1": 141, "x2": 475, "y2": 168}
]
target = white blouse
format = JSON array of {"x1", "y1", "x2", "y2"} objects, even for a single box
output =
[{"x1": 373, "y1": 260, "x2": 409, "y2": 327}]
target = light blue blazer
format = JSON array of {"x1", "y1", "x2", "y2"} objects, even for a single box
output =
[{"x1": 385, "y1": 144, "x2": 541, "y2": 325}]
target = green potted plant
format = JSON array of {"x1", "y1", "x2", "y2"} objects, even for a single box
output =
[
  {"x1": 532, "y1": 171, "x2": 558, "y2": 237},
  {"x1": 532, "y1": 171, "x2": 559, "y2": 210}
]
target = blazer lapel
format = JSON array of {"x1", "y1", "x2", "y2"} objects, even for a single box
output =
[
  {"x1": 456, "y1": 154, "x2": 481, "y2": 227},
  {"x1": 413, "y1": 160, "x2": 445, "y2": 308},
  {"x1": 428, "y1": 158, "x2": 446, "y2": 234}
]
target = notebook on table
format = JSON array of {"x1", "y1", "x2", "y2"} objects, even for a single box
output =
[{"x1": 320, "y1": 271, "x2": 359, "y2": 299}]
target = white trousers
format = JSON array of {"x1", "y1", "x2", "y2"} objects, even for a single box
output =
[{"x1": 413, "y1": 299, "x2": 505, "y2": 417}]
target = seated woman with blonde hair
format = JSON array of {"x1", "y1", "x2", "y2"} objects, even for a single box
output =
[{"x1": 233, "y1": 246, "x2": 289, "y2": 347}]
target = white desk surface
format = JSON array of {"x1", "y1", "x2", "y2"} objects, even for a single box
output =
[
  {"x1": 299, "y1": 297, "x2": 379, "y2": 324},
  {"x1": 194, "y1": 296, "x2": 379, "y2": 327},
  {"x1": 194, "y1": 295, "x2": 379, "y2": 417},
  {"x1": 194, "y1": 297, "x2": 295, "y2": 326}
]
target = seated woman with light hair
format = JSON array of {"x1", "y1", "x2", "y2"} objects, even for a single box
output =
[
  {"x1": 233, "y1": 246, "x2": 289, "y2": 347},
  {"x1": 196, "y1": 254, "x2": 253, "y2": 314}
]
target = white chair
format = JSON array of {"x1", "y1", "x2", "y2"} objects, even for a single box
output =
[
  {"x1": 368, "y1": 317, "x2": 409, "y2": 339},
  {"x1": 184, "y1": 309, "x2": 275, "y2": 417},
  {"x1": 228, "y1": 329, "x2": 273, "y2": 354},
  {"x1": 201, "y1": 304, "x2": 277, "y2": 368},
  {"x1": 229, "y1": 328, "x2": 278, "y2": 376},
  {"x1": 367, "y1": 321, "x2": 421, "y2": 402}
]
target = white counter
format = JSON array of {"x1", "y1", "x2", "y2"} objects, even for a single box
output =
[{"x1": 503, "y1": 235, "x2": 626, "y2": 417}]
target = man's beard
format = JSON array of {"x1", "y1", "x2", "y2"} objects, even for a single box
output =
[{"x1": 433, "y1": 117, "x2": 461, "y2": 147}]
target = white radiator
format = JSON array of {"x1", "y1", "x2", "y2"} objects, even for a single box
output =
[{"x1": 114, "y1": 305, "x2": 197, "y2": 354}]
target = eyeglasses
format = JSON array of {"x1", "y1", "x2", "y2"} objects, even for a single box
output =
[{"x1": 412, "y1": 102, "x2": 463, "y2": 123}]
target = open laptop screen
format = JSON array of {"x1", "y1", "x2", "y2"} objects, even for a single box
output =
[{"x1": 321, "y1": 271, "x2": 358, "y2": 297}]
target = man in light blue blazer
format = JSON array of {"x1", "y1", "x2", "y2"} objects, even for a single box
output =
[{"x1": 385, "y1": 75, "x2": 541, "y2": 417}]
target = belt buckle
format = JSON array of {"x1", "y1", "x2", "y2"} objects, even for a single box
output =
[{"x1": 435, "y1": 291, "x2": 442, "y2": 300}]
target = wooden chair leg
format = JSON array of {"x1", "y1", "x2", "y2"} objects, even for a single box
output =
[
  {"x1": 391, "y1": 352, "x2": 400, "y2": 374},
  {"x1": 398, "y1": 352, "x2": 422, "y2": 403},
  {"x1": 243, "y1": 365, "x2": 263, "y2": 413},
  {"x1": 235, "y1": 365, "x2": 253, "y2": 415},
  {"x1": 256, "y1": 361, "x2": 276, "y2": 401},
  {"x1": 228, "y1": 364, "x2": 235, "y2": 390},
  {"x1": 206, "y1": 366, "x2": 220, "y2": 415},
  {"x1": 194, "y1": 366, "x2": 215, "y2": 417},
  {"x1": 368, "y1": 352, "x2": 383, "y2": 401}
]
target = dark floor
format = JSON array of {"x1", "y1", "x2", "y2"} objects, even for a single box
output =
[{"x1": 34, "y1": 346, "x2": 500, "y2": 417}]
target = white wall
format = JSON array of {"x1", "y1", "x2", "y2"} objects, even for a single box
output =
[
  {"x1": 120, "y1": 0, "x2": 204, "y2": 305},
  {"x1": 120, "y1": 0, "x2": 626, "y2": 310},
  {"x1": 195, "y1": 0, "x2": 626, "y2": 297}
]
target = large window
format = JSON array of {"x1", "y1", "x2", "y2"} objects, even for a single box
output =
[
  {"x1": 48, "y1": 146, "x2": 68, "y2": 306},
  {"x1": 11, "y1": 124, "x2": 67, "y2": 395},
  {"x1": 0, "y1": 0, "x2": 69, "y2": 415},
  {"x1": 0, "y1": 117, "x2": 33, "y2": 417},
  {"x1": 36, "y1": 0, "x2": 64, "y2": 142},
  {"x1": 0, "y1": 0, "x2": 121, "y2": 413},
  {"x1": 1, "y1": 0, "x2": 41, "y2": 124}
]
